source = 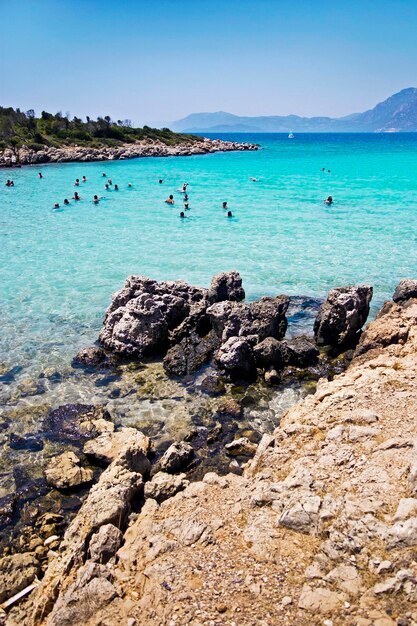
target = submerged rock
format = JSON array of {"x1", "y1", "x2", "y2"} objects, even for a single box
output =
[
  {"x1": 314, "y1": 285, "x2": 373, "y2": 348},
  {"x1": 9, "y1": 432, "x2": 44, "y2": 452},
  {"x1": 44, "y1": 404, "x2": 114, "y2": 442},
  {"x1": 44, "y1": 451, "x2": 94, "y2": 490},
  {"x1": 71, "y1": 346, "x2": 109, "y2": 368},
  {"x1": 392, "y1": 279, "x2": 417, "y2": 303}
]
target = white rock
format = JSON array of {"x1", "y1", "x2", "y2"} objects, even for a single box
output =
[{"x1": 393, "y1": 498, "x2": 417, "y2": 521}]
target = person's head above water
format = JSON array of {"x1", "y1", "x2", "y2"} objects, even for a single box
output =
[
  {"x1": 128, "y1": 183, "x2": 132, "y2": 187},
  {"x1": 227, "y1": 211, "x2": 233, "y2": 217},
  {"x1": 325, "y1": 196, "x2": 333, "y2": 204},
  {"x1": 159, "y1": 179, "x2": 163, "y2": 184},
  {"x1": 64, "y1": 198, "x2": 69, "y2": 205},
  {"x1": 180, "y1": 211, "x2": 185, "y2": 218},
  {"x1": 114, "y1": 184, "x2": 119, "y2": 190},
  {"x1": 222, "y1": 201, "x2": 227, "y2": 209},
  {"x1": 54, "y1": 203, "x2": 59, "y2": 208}
]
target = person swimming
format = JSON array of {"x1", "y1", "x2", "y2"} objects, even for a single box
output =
[
  {"x1": 75, "y1": 179, "x2": 80, "y2": 186},
  {"x1": 250, "y1": 177, "x2": 257, "y2": 182},
  {"x1": 54, "y1": 203, "x2": 60, "y2": 209},
  {"x1": 93, "y1": 195, "x2": 100, "y2": 204},
  {"x1": 159, "y1": 179, "x2": 163, "y2": 184},
  {"x1": 102, "y1": 172, "x2": 106, "y2": 177},
  {"x1": 64, "y1": 198, "x2": 69, "y2": 205},
  {"x1": 114, "y1": 184, "x2": 119, "y2": 191},
  {"x1": 184, "y1": 202, "x2": 189, "y2": 210},
  {"x1": 181, "y1": 183, "x2": 188, "y2": 192},
  {"x1": 73, "y1": 192, "x2": 81, "y2": 200},
  {"x1": 105, "y1": 184, "x2": 109, "y2": 190},
  {"x1": 324, "y1": 196, "x2": 333, "y2": 205},
  {"x1": 184, "y1": 193, "x2": 188, "y2": 201},
  {"x1": 165, "y1": 195, "x2": 174, "y2": 205},
  {"x1": 180, "y1": 211, "x2": 185, "y2": 218},
  {"x1": 227, "y1": 211, "x2": 233, "y2": 217},
  {"x1": 108, "y1": 179, "x2": 112, "y2": 185},
  {"x1": 128, "y1": 183, "x2": 132, "y2": 188},
  {"x1": 38, "y1": 172, "x2": 43, "y2": 179},
  {"x1": 222, "y1": 201, "x2": 228, "y2": 209},
  {"x1": 82, "y1": 176, "x2": 87, "y2": 182}
]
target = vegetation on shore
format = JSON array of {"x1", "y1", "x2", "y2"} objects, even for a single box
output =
[{"x1": 0, "y1": 106, "x2": 202, "y2": 152}]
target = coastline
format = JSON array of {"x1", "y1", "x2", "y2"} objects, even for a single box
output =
[
  {"x1": 0, "y1": 138, "x2": 259, "y2": 168},
  {"x1": 4, "y1": 282, "x2": 417, "y2": 625}
]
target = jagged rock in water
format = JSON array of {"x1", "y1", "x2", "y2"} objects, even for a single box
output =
[
  {"x1": 44, "y1": 404, "x2": 114, "y2": 442},
  {"x1": 208, "y1": 296, "x2": 289, "y2": 345},
  {"x1": 159, "y1": 441, "x2": 195, "y2": 473},
  {"x1": 45, "y1": 451, "x2": 94, "y2": 490},
  {"x1": 71, "y1": 346, "x2": 109, "y2": 368},
  {"x1": 215, "y1": 336, "x2": 257, "y2": 381},
  {"x1": 0, "y1": 552, "x2": 40, "y2": 603},
  {"x1": 207, "y1": 270, "x2": 245, "y2": 304},
  {"x1": 253, "y1": 337, "x2": 287, "y2": 369},
  {"x1": 99, "y1": 276, "x2": 207, "y2": 357},
  {"x1": 282, "y1": 337, "x2": 319, "y2": 367},
  {"x1": 392, "y1": 279, "x2": 417, "y2": 303},
  {"x1": 163, "y1": 330, "x2": 220, "y2": 376},
  {"x1": 313, "y1": 285, "x2": 373, "y2": 348}
]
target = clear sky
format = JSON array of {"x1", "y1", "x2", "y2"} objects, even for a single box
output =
[{"x1": 1, "y1": 0, "x2": 416, "y2": 125}]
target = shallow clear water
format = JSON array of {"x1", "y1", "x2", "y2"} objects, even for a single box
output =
[{"x1": 1, "y1": 133, "x2": 417, "y2": 380}]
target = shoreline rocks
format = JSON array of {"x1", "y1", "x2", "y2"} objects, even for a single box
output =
[{"x1": 0, "y1": 138, "x2": 259, "y2": 168}]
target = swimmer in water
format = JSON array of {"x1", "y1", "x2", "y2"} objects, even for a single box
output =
[
  {"x1": 184, "y1": 202, "x2": 189, "y2": 210},
  {"x1": 250, "y1": 177, "x2": 257, "y2": 182},
  {"x1": 222, "y1": 201, "x2": 228, "y2": 209},
  {"x1": 184, "y1": 193, "x2": 188, "y2": 201},
  {"x1": 324, "y1": 196, "x2": 333, "y2": 205},
  {"x1": 75, "y1": 179, "x2": 80, "y2": 186},
  {"x1": 180, "y1": 211, "x2": 185, "y2": 218},
  {"x1": 102, "y1": 172, "x2": 107, "y2": 177},
  {"x1": 64, "y1": 198, "x2": 69, "y2": 205},
  {"x1": 159, "y1": 179, "x2": 163, "y2": 184},
  {"x1": 128, "y1": 183, "x2": 132, "y2": 188},
  {"x1": 54, "y1": 203, "x2": 60, "y2": 209},
  {"x1": 114, "y1": 184, "x2": 119, "y2": 191},
  {"x1": 93, "y1": 195, "x2": 100, "y2": 204},
  {"x1": 38, "y1": 172, "x2": 43, "y2": 179},
  {"x1": 181, "y1": 183, "x2": 188, "y2": 192},
  {"x1": 165, "y1": 195, "x2": 174, "y2": 205},
  {"x1": 227, "y1": 210, "x2": 233, "y2": 217},
  {"x1": 73, "y1": 192, "x2": 81, "y2": 200},
  {"x1": 105, "y1": 184, "x2": 109, "y2": 190},
  {"x1": 108, "y1": 179, "x2": 112, "y2": 185},
  {"x1": 82, "y1": 176, "x2": 87, "y2": 182}
]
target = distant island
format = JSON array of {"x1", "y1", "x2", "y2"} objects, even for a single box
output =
[
  {"x1": 0, "y1": 107, "x2": 258, "y2": 167},
  {"x1": 168, "y1": 87, "x2": 417, "y2": 133}
]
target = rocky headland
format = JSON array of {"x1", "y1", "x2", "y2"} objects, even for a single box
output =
[
  {"x1": 0, "y1": 138, "x2": 258, "y2": 168},
  {"x1": 2, "y1": 275, "x2": 417, "y2": 625}
]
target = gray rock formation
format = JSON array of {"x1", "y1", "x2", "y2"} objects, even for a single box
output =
[
  {"x1": 282, "y1": 337, "x2": 319, "y2": 367},
  {"x1": 71, "y1": 346, "x2": 109, "y2": 368},
  {"x1": 44, "y1": 403, "x2": 114, "y2": 442},
  {"x1": 253, "y1": 337, "x2": 287, "y2": 369},
  {"x1": 83, "y1": 428, "x2": 151, "y2": 467},
  {"x1": 393, "y1": 279, "x2": 417, "y2": 303},
  {"x1": 216, "y1": 336, "x2": 257, "y2": 380},
  {"x1": 0, "y1": 553, "x2": 40, "y2": 603},
  {"x1": 44, "y1": 451, "x2": 94, "y2": 489},
  {"x1": 314, "y1": 285, "x2": 373, "y2": 347},
  {"x1": 89, "y1": 524, "x2": 123, "y2": 563},
  {"x1": 144, "y1": 471, "x2": 189, "y2": 503},
  {"x1": 207, "y1": 270, "x2": 245, "y2": 304},
  {"x1": 159, "y1": 441, "x2": 195, "y2": 473},
  {"x1": 163, "y1": 330, "x2": 220, "y2": 376}
]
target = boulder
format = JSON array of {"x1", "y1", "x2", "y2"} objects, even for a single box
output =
[
  {"x1": 44, "y1": 404, "x2": 114, "y2": 442},
  {"x1": 71, "y1": 346, "x2": 109, "y2": 368},
  {"x1": 208, "y1": 296, "x2": 289, "y2": 345},
  {"x1": 282, "y1": 337, "x2": 319, "y2": 367},
  {"x1": 144, "y1": 471, "x2": 189, "y2": 503},
  {"x1": 44, "y1": 451, "x2": 94, "y2": 489},
  {"x1": 392, "y1": 279, "x2": 417, "y2": 303},
  {"x1": 83, "y1": 428, "x2": 151, "y2": 469},
  {"x1": 99, "y1": 276, "x2": 207, "y2": 357},
  {"x1": 314, "y1": 285, "x2": 373, "y2": 347},
  {"x1": 0, "y1": 552, "x2": 40, "y2": 603},
  {"x1": 207, "y1": 271, "x2": 245, "y2": 304},
  {"x1": 224, "y1": 437, "x2": 258, "y2": 457},
  {"x1": 163, "y1": 330, "x2": 220, "y2": 376},
  {"x1": 253, "y1": 337, "x2": 287, "y2": 369},
  {"x1": 89, "y1": 524, "x2": 123, "y2": 563},
  {"x1": 216, "y1": 336, "x2": 257, "y2": 380},
  {"x1": 159, "y1": 441, "x2": 194, "y2": 473},
  {"x1": 355, "y1": 300, "x2": 416, "y2": 356}
]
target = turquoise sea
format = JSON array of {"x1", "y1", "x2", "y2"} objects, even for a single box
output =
[{"x1": 1, "y1": 133, "x2": 417, "y2": 381}]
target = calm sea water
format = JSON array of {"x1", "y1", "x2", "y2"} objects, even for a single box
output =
[{"x1": 1, "y1": 133, "x2": 417, "y2": 380}]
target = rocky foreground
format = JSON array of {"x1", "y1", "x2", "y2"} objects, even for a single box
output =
[
  {"x1": 2, "y1": 278, "x2": 417, "y2": 625},
  {"x1": 0, "y1": 138, "x2": 258, "y2": 167}
]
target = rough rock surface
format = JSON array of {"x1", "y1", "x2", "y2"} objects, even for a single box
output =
[
  {"x1": 162, "y1": 330, "x2": 219, "y2": 377},
  {"x1": 44, "y1": 404, "x2": 114, "y2": 441},
  {"x1": 392, "y1": 278, "x2": 417, "y2": 303},
  {"x1": 15, "y1": 296, "x2": 417, "y2": 626},
  {"x1": 314, "y1": 284, "x2": 373, "y2": 347},
  {"x1": 71, "y1": 346, "x2": 109, "y2": 368},
  {"x1": 44, "y1": 451, "x2": 94, "y2": 489},
  {"x1": 0, "y1": 138, "x2": 258, "y2": 168},
  {"x1": 158, "y1": 441, "x2": 194, "y2": 473},
  {"x1": 207, "y1": 270, "x2": 245, "y2": 304},
  {"x1": 144, "y1": 472, "x2": 189, "y2": 503},
  {"x1": 83, "y1": 428, "x2": 151, "y2": 466},
  {"x1": 89, "y1": 524, "x2": 123, "y2": 564},
  {"x1": 215, "y1": 336, "x2": 257, "y2": 380},
  {"x1": 0, "y1": 553, "x2": 40, "y2": 603}
]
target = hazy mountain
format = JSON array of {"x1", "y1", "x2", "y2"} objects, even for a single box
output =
[{"x1": 168, "y1": 88, "x2": 417, "y2": 133}]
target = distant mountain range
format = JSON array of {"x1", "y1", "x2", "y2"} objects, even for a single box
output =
[{"x1": 168, "y1": 88, "x2": 417, "y2": 133}]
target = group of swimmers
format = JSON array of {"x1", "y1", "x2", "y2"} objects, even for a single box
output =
[
  {"x1": 49, "y1": 172, "x2": 135, "y2": 208},
  {"x1": 164, "y1": 182, "x2": 234, "y2": 218},
  {"x1": 5, "y1": 179, "x2": 15, "y2": 187}
]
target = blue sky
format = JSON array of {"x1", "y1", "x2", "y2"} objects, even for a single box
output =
[{"x1": 1, "y1": 0, "x2": 416, "y2": 124}]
